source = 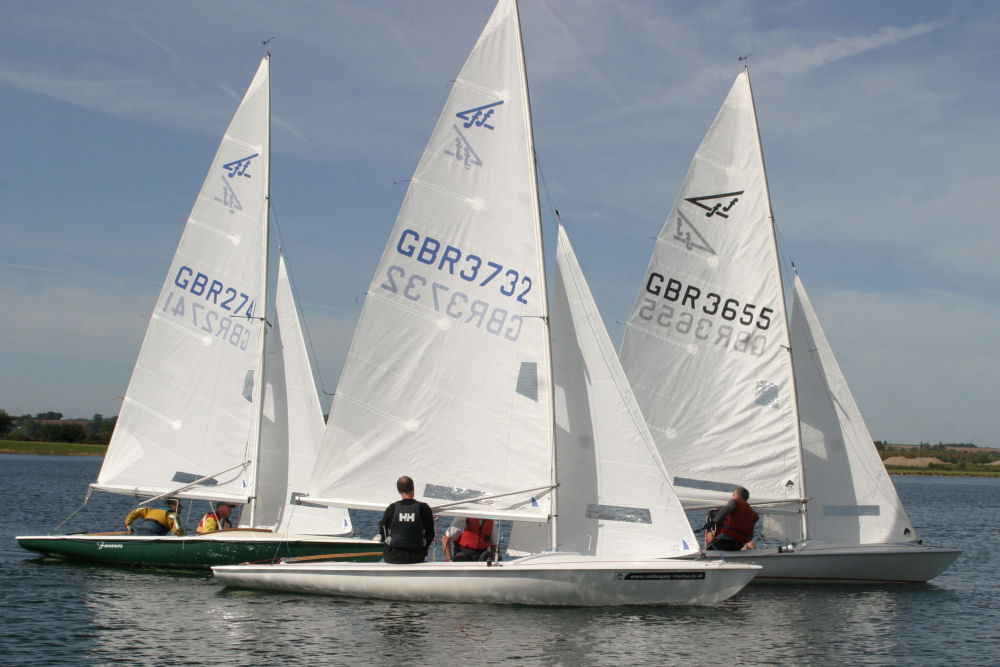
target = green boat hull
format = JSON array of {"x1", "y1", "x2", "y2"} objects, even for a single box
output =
[{"x1": 16, "y1": 531, "x2": 383, "y2": 569}]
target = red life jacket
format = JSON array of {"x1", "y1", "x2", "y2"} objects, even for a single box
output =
[
  {"x1": 456, "y1": 518, "x2": 494, "y2": 551},
  {"x1": 719, "y1": 498, "x2": 759, "y2": 544}
]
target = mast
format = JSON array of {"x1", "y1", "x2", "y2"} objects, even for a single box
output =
[
  {"x1": 247, "y1": 53, "x2": 272, "y2": 528},
  {"x1": 744, "y1": 63, "x2": 808, "y2": 540},
  {"x1": 512, "y1": 0, "x2": 557, "y2": 550}
]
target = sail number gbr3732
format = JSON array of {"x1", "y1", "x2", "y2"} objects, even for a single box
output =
[
  {"x1": 379, "y1": 228, "x2": 533, "y2": 343},
  {"x1": 636, "y1": 272, "x2": 774, "y2": 355}
]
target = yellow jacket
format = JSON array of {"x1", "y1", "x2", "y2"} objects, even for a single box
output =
[{"x1": 124, "y1": 506, "x2": 184, "y2": 536}]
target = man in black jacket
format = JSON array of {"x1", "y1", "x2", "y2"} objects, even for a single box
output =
[{"x1": 378, "y1": 475, "x2": 435, "y2": 564}]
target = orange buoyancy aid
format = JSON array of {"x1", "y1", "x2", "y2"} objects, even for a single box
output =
[
  {"x1": 456, "y1": 518, "x2": 494, "y2": 551},
  {"x1": 719, "y1": 498, "x2": 759, "y2": 544}
]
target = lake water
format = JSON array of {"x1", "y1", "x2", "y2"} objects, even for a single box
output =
[{"x1": 1, "y1": 454, "x2": 997, "y2": 666}]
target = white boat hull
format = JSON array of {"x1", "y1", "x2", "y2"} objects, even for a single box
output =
[
  {"x1": 708, "y1": 543, "x2": 960, "y2": 584},
  {"x1": 213, "y1": 553, "x2": 759, "y2": 606}
]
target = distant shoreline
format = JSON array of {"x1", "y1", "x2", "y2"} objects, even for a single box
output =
[
  {"x1": 3, "y1": 440, "x2": 998, "y2": 477},
  {"x1": 0, "y1": 440, "x2": 107, "y2": 457}
]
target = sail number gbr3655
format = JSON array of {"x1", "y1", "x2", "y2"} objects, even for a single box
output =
[{"x1": 636, "y1": 273, "x2": 774, "y2": 355}]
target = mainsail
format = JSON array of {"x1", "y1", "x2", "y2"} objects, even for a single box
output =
[
  {"x1": 307, "y1": 0, "x2": 553, "y2": 521},
  {"x1": 620, "y1": 71, "x2": 802, "y2": 511},
  {"x1": 94, "y1": 58, "x2": 271, "y2": 505}
]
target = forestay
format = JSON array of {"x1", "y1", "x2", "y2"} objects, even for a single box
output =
[
  {"x1": 620, "y1": 71, "x2": 802, "y2": 510},
  {"x1": 308, "y1": 0, "x2": 553, "y2": 521},
  {"x1": 790, "y1": 275, "x2": 915, "y2": 544},
  {"x1": 551, "y1": 226, "x2": 697, "y2": 558},
  {"x1": 94, "y1": 58, "x2": 270, "y2": 504}
]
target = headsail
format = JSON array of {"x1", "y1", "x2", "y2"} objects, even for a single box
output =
[
  {"x1": 790, "y1": 275, "x2": 915, "y2": 544},
  {"x1": 620, "y1": 71, "x2": 802, "y2": 510},
  {"x1": 253, "y1": 252, "x2": 354, "y2": 535},
  {"x1": 94, "y1": 57, "x2": 271, "y2": 504},
  {"x1": 551, "y1": 225, "x2": 697, "y2": 558},
  {"x1": 307, "y1": 0, "x2": 553, "y2": 521}
]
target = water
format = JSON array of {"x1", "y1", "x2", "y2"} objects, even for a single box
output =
[{"x1": 1, "y1": 454, "x2": 998, "y2": 666}]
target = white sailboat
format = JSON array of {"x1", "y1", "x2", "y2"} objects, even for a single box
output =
[
  {"x1": 212, "y1": 0, "x2": 759, "y2": 605},
  {"x1": 17, "y1": 56, "x2": 381, "y2": 568},
  {"x1": 619, "y1": 68, "x2": 959, "y2": 584}
]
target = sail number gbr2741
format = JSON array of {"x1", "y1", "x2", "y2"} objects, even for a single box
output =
[{"x1": 638, "y1": 273, "x2": 774, "y2": 354}]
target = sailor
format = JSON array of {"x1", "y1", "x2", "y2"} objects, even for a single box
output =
[
  {"x1": 195, "y1": 501, "x2": 236, "y2": 534},
  {"x1": 443, "y1": 517, "x2": 499, "y2": 562},
  {"x1": 378, "y1": 476, "x2": 435, "y2": 564},
  {"x1": 124, "y1": 498, "x2": 184, "y2": 536},
  {"x1": 704, "y1": 487, "x2": 759, "y2": 551}
]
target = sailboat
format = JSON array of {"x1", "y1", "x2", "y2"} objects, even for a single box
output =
[
  {"x1": 16, "y1": 56, "x2": 381, "y2": 569},
  {"x1": 212, "y1": 0, "x2": 759, "y2": 606},
  {"x1": 619, "y1": 68, "x2": 960, "y2": 584}
]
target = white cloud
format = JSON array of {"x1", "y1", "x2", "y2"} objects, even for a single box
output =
[{"x1": 762, "y1": 21, "x2": 947, "y2": 76}]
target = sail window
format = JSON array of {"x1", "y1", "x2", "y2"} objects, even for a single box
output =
[
  {"x1": 586, "y1": 503, "x2": 652, "y2": 524},
  {"x1": 242, "y1": 370, "x2": 255, "y2": 402},
  {"x1": 672, "y1": 477, "x2": 736, "y2": 493},
  {"x1": 823, "y1": 505, "x2": 880, "y2": 516},
  {"x1": 515, "y1": 362, "x2": 538, "y2": 401},
  {"x1": 754, "y1": 380, "x2": 779, "y2": 408},
  {"x1": 424, "y1": 484, "x2": 490, "y2": 503},
  {"x1": 171, "y1": 472, "x2": 219, "y2": 486}
]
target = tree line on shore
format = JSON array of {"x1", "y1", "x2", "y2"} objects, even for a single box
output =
[
  {"x1": 2, "y1": 409, "x2": 995, "y2": 465},
  {"x1": 0, "y1": 409, "x2": 115, "y2": 445}
]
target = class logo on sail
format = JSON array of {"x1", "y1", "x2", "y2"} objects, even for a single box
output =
[
  {"x1": 215, "y1": 178, "x2": 243, "y2": 214},
  {"x1": 445, "y1": 100, "x2": 504, "y2": 170},
  {"x1": 672, "y1": 211, "x2": 716, "y2": 255},
  {"x1": 215, "y1": 153, "x2": 258, "y2": 214},
  {"x1": 672, "y1": 191, "x2": 745, "y2": 254},
  {"x1": 223, "y1": 153, "x2": 259, "y2": 179},
  {"x1": 685, "y1": 191, "x2": 743, "y2": 219}
]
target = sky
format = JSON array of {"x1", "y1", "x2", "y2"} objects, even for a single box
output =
[{"x1": 1, "y1": 1, "x2": 997, "y2": 448}]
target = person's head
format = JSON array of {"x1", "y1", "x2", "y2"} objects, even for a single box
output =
[
  {"x1": 216, "y1": 501, "x2": 235, "y2": 517},
  {"x1": 166, "y1": 498, "x2": 181, "y2": 512},
  {"x1": 734, "y1": 487, "x2": 750, "y2": 502},
  {"x1": 396, "y1": 475, "x2": 415, "y2": 498}
]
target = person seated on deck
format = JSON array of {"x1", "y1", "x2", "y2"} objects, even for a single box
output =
[
  {"x1": 443, "y1": 517, "x2": 500, "y2": 562},
  {"x1": 195, "y1": 501, "x2": 236, "y2": 534},
  {"x1": 378, "y1": 475, "x2": 435, "y2": 564},
  {"x1": 124, "y1": 498, "x2": 184, "y2": 536},
  {"x1": 704, "y1": 486, "x2": 758, "y2": 551}
]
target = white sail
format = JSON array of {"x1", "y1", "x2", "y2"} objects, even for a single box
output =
[
  {"x1": 790, "y1": 275, "x2": 915, "y2": 544},
  {"x1": 265, "y1": 252, "x2": 353, "y2": 535},
  {"x1": 551, "y1": 225, "x2": 697, "y2": 558},
  {"x1": 308, "y1": 0, "x2": 553, "y2": 521},
  {"x1": 95, "y1": 57, "x2": 271, "y2": 505},
  {"x1": 620, "y1": 71, "x2": 801, "y2": 509}
]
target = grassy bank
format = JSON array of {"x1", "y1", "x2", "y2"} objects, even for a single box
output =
[
  {"x1": 0, "y1": 439, "x2": 107, "y2": 456},
  {"x1": 886, "y1": 467, "x2": 1000, "y2": 478}
]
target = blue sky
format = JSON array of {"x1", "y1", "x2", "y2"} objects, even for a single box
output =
[{"x1": 1, "y1": 1, "x2": 997, "y2": 447}]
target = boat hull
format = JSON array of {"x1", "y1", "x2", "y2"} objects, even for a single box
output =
[
  {"x1": 213, "y1": 554, "x2": 759, "y2": 606},
  {"x1": 15, "y1": 531, "x2": 383, "y2": 569},
  {"x1": 708, "y1": 543, "x2": 960, "y2": 584}
]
